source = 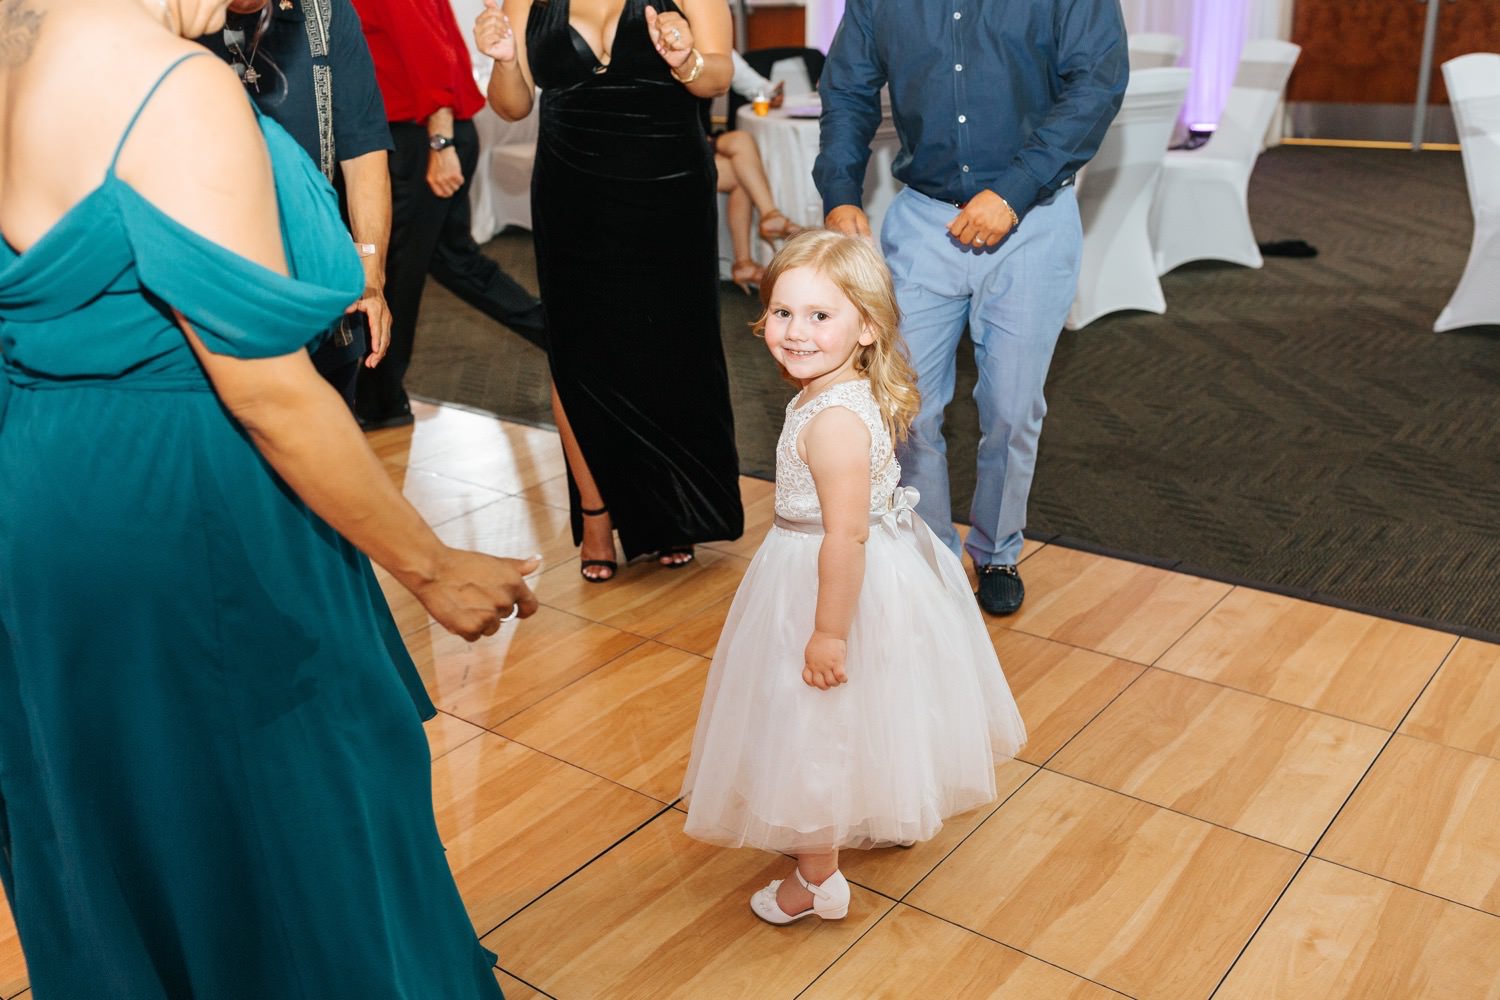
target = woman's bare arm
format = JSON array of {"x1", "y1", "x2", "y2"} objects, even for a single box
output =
[
  {"x1": 650, "y1": 0, "x2": 732, "y2": 98},
  {"x1": 477, "y1": 0, "x2": 536, "y2": 121},
  {"x1": 119, "y1": 58, "x2": 537, "y2": 640}
]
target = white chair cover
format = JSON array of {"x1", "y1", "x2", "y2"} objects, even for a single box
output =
[
  {"x1": 1148, "y1": 39, "x2": 1300, "y2": 274},
  {"x1": 767, "y1": 57, "x2": 814, "y2": 99},
  {"x1": 1068, "y1": 68, "x2": 1192, "y2": 330},
  {"x1": 1128, "y1": 33, "x2": 1184, "y2": 71},
  {"x1": 1436, "y1": 53, "x2": 1500, "y2": 332},
  {"x1": 733, "y1": 103, "x2": 904, "y2": 261},
  {"x1": 467, "y1": 65, "x2": 540, "y2": 242}
]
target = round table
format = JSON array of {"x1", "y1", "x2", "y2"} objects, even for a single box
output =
[{"x1": 732, "y1": 100, "x2": 904, "y2": 263}]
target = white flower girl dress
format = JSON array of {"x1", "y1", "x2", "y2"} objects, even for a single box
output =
[{"x1": 682, "y1": 379, "x2": 1026, "y2": 853}]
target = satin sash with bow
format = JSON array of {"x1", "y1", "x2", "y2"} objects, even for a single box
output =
[{"x1": 773, "y1": 486, "x2": 960, "y2": 593}]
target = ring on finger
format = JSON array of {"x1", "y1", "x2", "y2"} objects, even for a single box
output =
[
  {"x1": 668, "y1": 27, "x2": 681, "y2": 43},
  {"x1": 500, "y1": 605, "x2": 521, "y2": 622}
]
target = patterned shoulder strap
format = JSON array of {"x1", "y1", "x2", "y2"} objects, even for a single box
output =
[{"x1": 301, "y1": 0, "x2": 336, "y2": 179}]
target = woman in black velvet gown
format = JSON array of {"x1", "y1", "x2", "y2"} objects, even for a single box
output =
[{"x1": 476, "y1": 0, "x2": 743, "y2": 579}]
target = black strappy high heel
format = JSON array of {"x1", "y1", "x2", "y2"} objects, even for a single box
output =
[
  {"x1": 579, "y1": 505, "x2": 618, "y2": 583},
  {"x1": 656, "y1": 545, "x2": 695, "y2": 569}
]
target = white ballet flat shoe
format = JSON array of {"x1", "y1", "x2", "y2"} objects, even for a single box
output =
[{"x1": 749, "y1": 868, "x2": 850, "y2": 925}]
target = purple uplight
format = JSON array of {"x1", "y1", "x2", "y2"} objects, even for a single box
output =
[
  {"x1": 1182, "y1": 0, "x2": 1250, "y2": 127},
  {"x1": 806, "y1": 0, "x2": 845, "y2": 55}
]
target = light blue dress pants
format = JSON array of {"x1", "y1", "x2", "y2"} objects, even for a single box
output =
[{"x1": 882, "y1": 185, "x2": 1082, "y2": 567}]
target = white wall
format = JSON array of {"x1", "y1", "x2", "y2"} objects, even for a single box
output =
[{"x1": 1119, "y1": 0, "x2": 1197, "y2": 36}]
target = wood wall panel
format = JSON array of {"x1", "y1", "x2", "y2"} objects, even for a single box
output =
[
  {"x1": 1290, "y1": 0, "x2": 1500, "y2": 106},
  {"x1": 745, "y1": 4, "x2": 805, "y2": 50}
]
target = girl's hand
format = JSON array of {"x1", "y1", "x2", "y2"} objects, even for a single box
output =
[
  {"x1": 803, "y1": 631, "x2": 849, "y2": 690},
  {"x1": 644, "y1": 5, "x2": 694, "y2": 69},
  {"x1": 475, "y1": 0, "x2": 517, "y2": 64}
]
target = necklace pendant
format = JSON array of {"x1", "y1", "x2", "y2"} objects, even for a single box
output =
[
  {"x1": 279, "y1": 0, "x2": 293, "y2": 9},
  {"x1": 242, "y1": 66, "x2": 261, "y2": 87}
]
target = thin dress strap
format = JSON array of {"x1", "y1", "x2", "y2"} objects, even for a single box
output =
[{"x1": 108, "y1": 52, "x2": 210, "y2": 173}]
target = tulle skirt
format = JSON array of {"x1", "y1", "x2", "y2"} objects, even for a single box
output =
[{"x1": 681, "y1": 518, "x2": 1026, "y2": 853}]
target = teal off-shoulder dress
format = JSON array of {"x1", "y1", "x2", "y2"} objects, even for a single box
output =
[{"x1": 0, "y1": 55, "x2": 504, "y2": 999}]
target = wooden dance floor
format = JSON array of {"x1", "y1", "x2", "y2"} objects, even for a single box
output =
[{"x1": 4, "y1": 401, "x2": 1499, "y2": 999}]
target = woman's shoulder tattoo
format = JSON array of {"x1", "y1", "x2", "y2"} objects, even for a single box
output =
[{"x1": 0, "y1": 0, "x2": 46, "y2": 69}]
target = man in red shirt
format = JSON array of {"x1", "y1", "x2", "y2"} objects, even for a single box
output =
[{"x1": 351, "y1": 0, "x2": 547, "y2": 429}]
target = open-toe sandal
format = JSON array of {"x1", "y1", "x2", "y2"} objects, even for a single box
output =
[
  {"x1": 579, "y1": 505, "x2": 618, "y2": 583},
  {"x1": 758, "y1": 209, "x2": 804, "y2": 249},
  {"x1": 656, "y1": 545, "x2": 695, "y2": 569},
  {"x1": 730, "y1": 259, "x2": 764, "y2": 295}
]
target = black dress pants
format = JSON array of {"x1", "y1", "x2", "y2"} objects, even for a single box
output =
[
  {"x1": 357, "y1": 118, "x2": 548, "y2": 422},
  {"x1": 311, "y1": 313, "x2": 366, "y2": 412}
]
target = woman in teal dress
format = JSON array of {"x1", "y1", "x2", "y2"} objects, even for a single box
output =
[{"x1": 0, "y1": 2, "x2": 535, "y2": 996}]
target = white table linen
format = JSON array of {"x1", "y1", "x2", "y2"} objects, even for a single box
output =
[{"x1": 732, "y1": 96, "x2": 902, "y2": 264}]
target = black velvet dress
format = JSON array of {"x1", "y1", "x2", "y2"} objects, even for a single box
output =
[{"x1": 527, "y1": 0, "x2": 744, "y2": 558}]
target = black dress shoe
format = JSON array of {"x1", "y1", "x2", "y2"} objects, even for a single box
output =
[
  {"x1": 356, "y1": 408, "x2": 415, "y2": 431},
  {"x1": 976, "y1": 563, "x2": 1024, "y2": 616}
]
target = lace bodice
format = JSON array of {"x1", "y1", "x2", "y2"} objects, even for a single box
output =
[{"x1": 775, "y1": 380, "x2": 902, "y2": 520}]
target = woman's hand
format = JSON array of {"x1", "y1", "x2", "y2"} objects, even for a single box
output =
[
  {"x1": 475, "y1": 0, "x2": 517, "y2": 64},
  {"x1": 415, "y1": 548, "x2": 542, "y2": 641},
  {"x1": 803, "y1": 631, "x2": 849, "y2": 690},
  {"x1": 644, "y1": 5, "x2": 694, "y2": 70}
]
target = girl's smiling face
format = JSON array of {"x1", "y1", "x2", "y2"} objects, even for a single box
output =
[{"x1": 763, "y1": 265, "x2": 875, "y2": 392}]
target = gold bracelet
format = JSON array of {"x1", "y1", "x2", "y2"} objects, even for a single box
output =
[
  {"x1": 672, "y1": 47, "x2": 704, "y2": 85},
  {"x1": 997, "y1": 194, "x2": 1020, "y2": 230}
]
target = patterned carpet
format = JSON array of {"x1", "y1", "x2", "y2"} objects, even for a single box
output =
[{"x1": 406, "y1": 146, "x2": 1500, "y2": 636}]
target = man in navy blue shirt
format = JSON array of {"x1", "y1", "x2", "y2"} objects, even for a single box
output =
[
  {"x1": 816, "y1": 0, "x2": 1127, "y2": 615},
  {"x1": 200, "y1": 0, "x2": 395, "y2": 411}
]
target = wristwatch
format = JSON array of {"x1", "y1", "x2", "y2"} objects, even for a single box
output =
[{"x1": 428, "y1": 134, "x2": 455, "y2": 152}]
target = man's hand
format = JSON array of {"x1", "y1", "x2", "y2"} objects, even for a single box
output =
[
  {"x1": 825, "y1": 204, "x2": 871, "y2": 238},
  {"x1": 947, "y1": 189, "x2": 1017, "y2": 249},
  {"x1": 803, "y1": 631, "x2": 849, "y2": 690},
  {"x1": 427, "y1": 147, "x2": 463, "y2": 199},
  {"x1": 348, "y1": 287, "x2": 392, "y2": 367}
]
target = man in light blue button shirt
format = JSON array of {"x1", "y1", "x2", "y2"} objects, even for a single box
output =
[{"x1": 816, "y1": 0, "x2": 1127, "y2": 615}]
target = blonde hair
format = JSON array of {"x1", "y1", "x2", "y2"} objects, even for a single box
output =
[{"x1": 752, "y1": 230, "x2": 920, "y2": 445}]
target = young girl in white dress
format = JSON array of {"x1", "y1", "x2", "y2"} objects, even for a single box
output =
[{"x1": 681, "y1": 230, "x2": 1026, "y2": 924}]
